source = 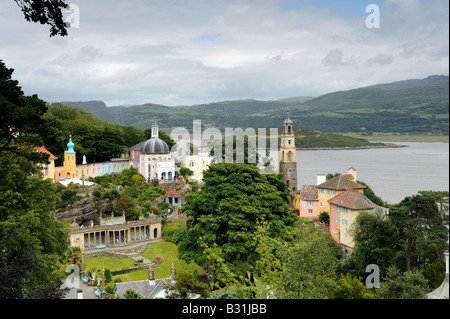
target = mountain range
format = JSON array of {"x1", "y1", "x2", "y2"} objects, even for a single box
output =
[{"x1": 60, "y1": 75, "x2": 449, "y2": 134}]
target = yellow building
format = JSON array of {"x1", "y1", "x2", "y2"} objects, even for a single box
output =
[
  {"x1": 180, "y1": 151, "x2": 212, "y2": 183},
  {"x1": 316, "y1": 168, "x2": 366, "y2": 214},
  {"x1": 63, "y1": 135, "x2": 77, "y2": 179}
]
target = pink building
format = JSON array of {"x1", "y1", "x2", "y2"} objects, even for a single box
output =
[
  {"x1": 297, "y1": 185, "x2": 319, "y2": 220},
  {"x1": 328, "y1": 189, "x2": 377, "y2": 249}
]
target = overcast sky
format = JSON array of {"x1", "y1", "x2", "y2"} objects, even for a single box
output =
[{"x1": 0, "y1": 0, "x2": 448, "y2": 106}]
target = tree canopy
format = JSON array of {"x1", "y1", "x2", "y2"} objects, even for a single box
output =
[
  {"x1": 177, "y1": 162, "x2": 298, "y2": 275},
  {"x1": 13, "y1": 0, "x2": 70, "y2": 36}
]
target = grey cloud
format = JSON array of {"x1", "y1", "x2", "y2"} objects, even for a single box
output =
[
  {"x1": 322, "y1": 49, "x2": 344, "y2": 67},
  {"x1": 366, "y1": 53, "x2": 394, "y2": 65}
]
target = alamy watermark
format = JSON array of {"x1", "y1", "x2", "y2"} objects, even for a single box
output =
[
  {"x1": 365, "y1": 264, "x2": 380, "y2": 288},
  {"x1": 169, "y1": 120, "x2": 280, "y2": 173},
  {"x1": 64, "y1": 4, "x2": 80, "y2": 29},
  {"x1": 366, "y1": 4, "x2": 380, "y2": 29}
]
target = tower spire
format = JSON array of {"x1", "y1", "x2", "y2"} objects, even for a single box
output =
[{"x1": 151, "y1": 117, "x2": 159, "y2": 138}]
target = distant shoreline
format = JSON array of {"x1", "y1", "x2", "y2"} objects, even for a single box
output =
[{"x1": 296, "y1": 143, "x2": 407, "y2": 151}]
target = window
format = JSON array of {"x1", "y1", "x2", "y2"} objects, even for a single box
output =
[
  {"x1": 344, "y1": 230, "x2": 347, "y2": 238},
  {"x1": 320, "y1": 202, "x2": 323, "y2": 207},
  {"x1": 308, "y1": 209, "x2": 313, "y2": 214}
]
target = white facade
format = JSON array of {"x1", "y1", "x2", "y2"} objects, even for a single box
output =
[{"x1": 139, "y1": 153, "x2": 175, "y2": 182}]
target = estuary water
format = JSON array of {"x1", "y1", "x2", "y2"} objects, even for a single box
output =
[{"x1": 296, "y1": 142, "x2": 449, "y2": 205}]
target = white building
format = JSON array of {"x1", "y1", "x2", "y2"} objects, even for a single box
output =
[{"x1": 137, "y1": 118, "x2": 175, "y2": 182}]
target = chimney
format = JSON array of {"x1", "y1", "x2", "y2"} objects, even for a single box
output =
[
  {"x1": 348, "y1": 166, "x2": 357, "y2": 181},
  {"x1": 317, "y1": 174, "x2": 326, "y2": 185}
]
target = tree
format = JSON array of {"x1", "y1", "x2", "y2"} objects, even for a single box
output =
[
  {"x1": 278, "y1": 231, "x2": 341, "y2": 299},
  {"x1": 164, "y1": 271, "x2": 210, "y2": 299},
  {"x1": 332, "y1": 275, "x2": 374, "y2": 299},
  {"x1": 318, "y1": 211, "x2": 330, "y2": 225},
  {"x1": 123, "y1": 289, "x2": 141, "y2": 299},
  {"x1": 13, "y1": 0, "x2": 70, "y2": 37},
  {"x1": 345, "y1": 209, "x2": 396, "y2": 278},
  {"x1": 375, "y1": 266, "x2": 429, "y2": 299},
  {"x1": 0, "y1": 60, "x2": 51, "y2": 163},
  {"x1": 0, "y1": 150, "x2": 69, "y2": 298},
  {"x1": 179, "y1": 167, "x2": 193, "y2": 179},
  {"x1": 113, "y1": 194, "x2": 137, "y2": 220},
  {"x1": 0, "y1": 61, "x2": 69, "y2": 298},
  {"x1": 178, "y1": 163, "x2": 298, "y2": 275},
  {"x1": 389, "y1": 193, "x2": 448, "y2": 272}
]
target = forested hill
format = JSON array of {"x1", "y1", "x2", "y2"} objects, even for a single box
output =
[{"x1": 61, "y1": 75, "x2": 449, "y2": 134}]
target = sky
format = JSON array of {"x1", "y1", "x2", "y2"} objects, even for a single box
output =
[{"x1": 0, "y1": 0, "x2": 448, "y2": 106}]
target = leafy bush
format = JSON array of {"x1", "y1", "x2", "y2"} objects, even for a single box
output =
[{"x1": 61, "y1": 190, "x2": 78, "y2": 202}]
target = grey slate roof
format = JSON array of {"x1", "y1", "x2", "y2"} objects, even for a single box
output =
[
  {"x1": 317, "y1": 174, "x2": 366, "y2": 190},
  {"x1": 140, "y1": 137, "x2": 170, "y2": 154}
]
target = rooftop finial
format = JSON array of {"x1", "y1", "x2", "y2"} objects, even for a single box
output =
[{"x1": 151, "y1": 117, "x2": 158, "y2": 138}]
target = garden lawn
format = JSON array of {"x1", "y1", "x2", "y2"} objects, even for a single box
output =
[
  {"x1": 83, "y1": 256, "x2": 135, "y2": 274},
  {"x1": 142, "y1": 241, "x2": 204, "y2": 279}
]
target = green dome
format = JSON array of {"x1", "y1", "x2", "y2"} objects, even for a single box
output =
[{"x1": 67, "y1": 136, "x2": 76, "y2": 154}]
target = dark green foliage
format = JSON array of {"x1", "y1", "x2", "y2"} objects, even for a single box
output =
[
  {"x1": 422, "y1": 258, "x2": 446, "y2": 290},
  {"x1": 0, "y1": 60, "x2": 51, "y2": 163},
  {"x1": 375, "y1": 266, "x2": 429, "y2": 299},
  {"x1": 14, "y1": 0, "x2": 70, "y2": 37},
  {"x1": 0, "y1": 61, "x2": 69, "y2": 297},
  {"x1": 318, "y1": 211, "x2": 330, "y2": 225},
  {"x1": 343, "y1": 210, "x2": 396, "y2": 278},
  {"x1": 178, "y1": 162, "x2": 298, "y2": 275},
  {"x1": 164, "y1": 270, "x2": 210, "y2": 299},
  {"x1": 389, "y1": 193, "x2": 448, "y2": 272}
]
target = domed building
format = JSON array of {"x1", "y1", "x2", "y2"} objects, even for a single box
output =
[{"x1": 135, "y1": 118, "x2": 175, "y2": 182}]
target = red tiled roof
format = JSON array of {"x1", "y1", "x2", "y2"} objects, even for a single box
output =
[
  {"x1": 328, "y1": 190, "x2": 377, "y2": 210},
  {"x1": 166, "y1": 188, "x2": 182, "y2": 198},
  {"x1": 36, "y1": 146, "x2": 58, "y2": 160},
  {"x1": 317, "y1": 174, "x2": 365, "y2": 190},
  {"x1": 299, "y1": 185, "x2": 318, "y2": 201}
]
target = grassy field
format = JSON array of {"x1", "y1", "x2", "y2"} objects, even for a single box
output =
[
  {"x1": 141, "y1": 241, "x2": 204, "y2": 279},
  {"x1": 344, "y1": 133, "x2": 449, "y2": 143},
  {"x1": 84, "y1": 256, "x2": 135, "y2": 273},
  {"x1": 83, "y1": 241, "x2": 204, "y2": 282}
]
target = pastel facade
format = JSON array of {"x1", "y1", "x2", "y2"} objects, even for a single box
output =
[
  {"x1": 317, "y1": 169, "x2": 366, "y2": 214},
  {"x1": 296, "y1": 185, "x2": 319, "y2": 220},
  {"x1": 180, "y1": 151, "x2": 212, "y2": 183},
  {"x1": 132, "y1": 118, "x2": 175, "y2": 183},
  {"x1": 328, "y1": 189, "x2": 377, "y2": 253},
  {"x1": 69, "y1": 215, "x2": 162, "y2": 252},
  {"x1": 165, "y1": 188, "x2": 183, "y2": 210},
  {"x1": 36, "y1": 146, "x2": 58, "y2": 181},
  {"x1": 39, "y1": 136, "x2": 130, "y2": 183}
]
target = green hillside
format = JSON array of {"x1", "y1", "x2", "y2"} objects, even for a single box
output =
[{"x1": 61, "y1": 75, "x2": 449, "y2": 134}]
